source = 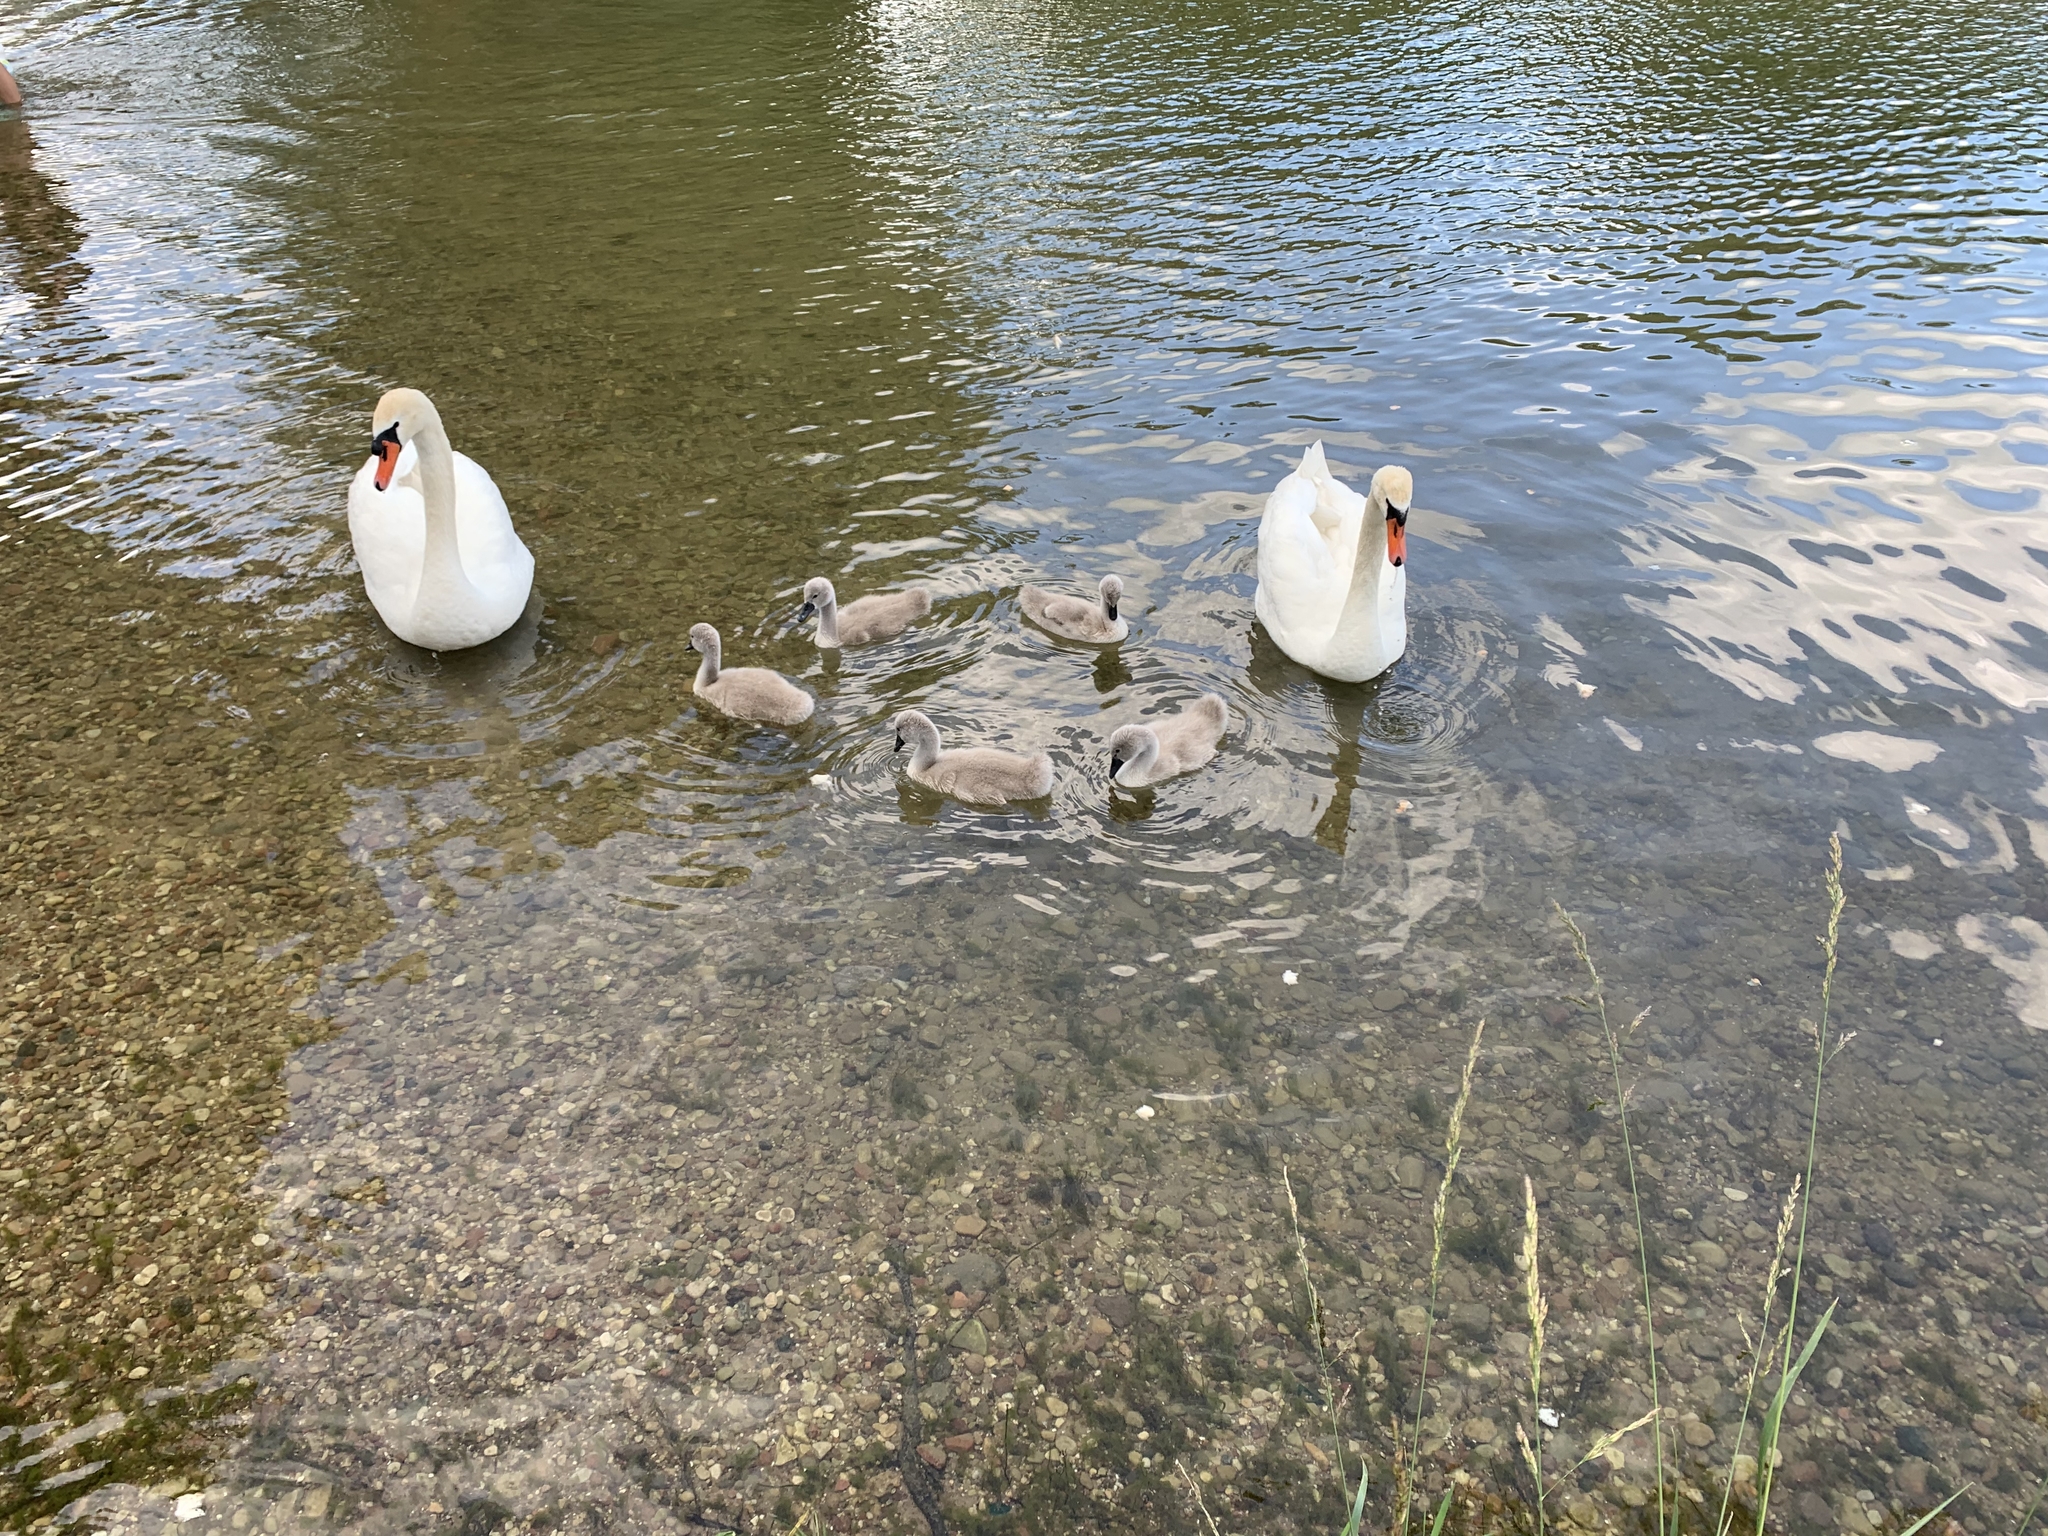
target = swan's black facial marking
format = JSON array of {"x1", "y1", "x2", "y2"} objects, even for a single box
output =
[
  {"x1": 370, "y1": 423, "x2": 402, "y2": 491},
  {"x1": 797, "y1": 601, "x2": 817, "y2": 621},
  {"x1": 893, "y1": 734, "x2": 906, "y2": 753}
]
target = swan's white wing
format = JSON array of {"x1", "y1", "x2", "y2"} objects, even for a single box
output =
[
  {"x1": 451, "y1": 451, "x2": 535, "y2": 605},
  {"x1": 347, "y1": 453, "x2": 425, "y2": 627},
  {"x1": 1256, "y1": 453, "x2": 1353, "y2": 655}
]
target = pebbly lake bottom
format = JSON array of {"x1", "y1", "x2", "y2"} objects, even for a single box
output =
[
  {"x1": 33, "y1": 755, "x2": 2048, "y2": 1536},
  {"x1": 5, "y1": 526, "x2": 2048, "y2": 1536}
]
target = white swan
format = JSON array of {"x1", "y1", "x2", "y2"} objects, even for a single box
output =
[
  {"x1": 346, "y1": 388, "x2": 534, "y2": 651},
  {"x1": 892, "y1": 710, "x2": 1054, "y2": 803},
  {"x1": 690, "y1": 623, "x2": 814, "y2": 726},
  {"x1": 1108, "y1": 694, "x2": 1230, "y2": 787},
  {"x1": 797, "y1": 577, "x2": 931, "y2": 648},
  {"x1": 1254, "y1": 442, "x2": 1411, "y2": 682}
]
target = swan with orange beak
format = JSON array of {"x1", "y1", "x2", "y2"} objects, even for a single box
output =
[
  {"x1": 347, "y1": 388, "x2": 534, "y2": 651},
  {"x1": 1253, "y1": 442, "x2": 1411, "y2": 682}
]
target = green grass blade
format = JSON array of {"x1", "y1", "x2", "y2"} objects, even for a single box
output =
[
  {"x1": 1428, "y1": 1486, "x2": 1454, "y2": 1536},
  {"x1": 2011, "y1": 1477, "x2": 2047, "y2": 1536},
  {"x1": 1338, "y1": 1459, "x2": 1371, "y2": 1536},
  {"x1": 1896, "y1": 1487, "x2": 1970, "y2": 1536},
  {"x1": 1754, "y1": 1298, "x2": 1838, "y2": 1531},
  {"x1": 1769, "y1": 1298, "x2": 1837, "y2": 1415}
]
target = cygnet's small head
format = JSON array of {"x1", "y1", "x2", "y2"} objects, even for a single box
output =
[
  {"x1": 368, "y1": 387, "x2": 439, "y2": 492},
  {"x1": 1107, "y1": 723, "x2": 1152, "y2": 783},
  {"x1": 797, "y1": 576, "x2": 835, "y2": 622},
  {"x1": 1372, "y1": 465, "x2": 1415, "y2": 568},
  {"x1": 688, "y1": 622, "x2": 720, "y2": 655},
  {"x1": 891, "y1": 708, "x2": 936, "y2": 754},
  {"x1": 1099, "y1": 573, "x2": 1125, "y2": 619}
]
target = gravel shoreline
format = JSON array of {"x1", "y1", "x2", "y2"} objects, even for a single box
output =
[{"x1": 1, "y1": 525, "x2": 384, "y2": 1518}]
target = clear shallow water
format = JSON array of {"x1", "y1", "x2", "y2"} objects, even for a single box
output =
[{"x1": 8, "y1": 0, "x2": 2048, "y2": 1529}]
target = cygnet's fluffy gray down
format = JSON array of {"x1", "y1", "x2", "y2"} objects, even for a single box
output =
[
  {"x1": 892, "y1": 709, "x2": 1054, "y2": 803},
  {"x1": 1108, "y1": 694, "x2": 1230, "y2": 787},
  {"x1": 689, "y1": 623, "x2": 814, "y2": 726},
  {"x1": 798, "y1": 577, "x2": 932, "y2": 648},
  {"x1": 1019, "y1": 574, "x2": 1128, "y2": 643}
]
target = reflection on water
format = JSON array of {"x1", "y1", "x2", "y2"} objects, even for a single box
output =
[
  {"x1": 0, "y1": 116, "x2": 86, "y2": 316},
  {"x1": 4, "y1": 0, "x2": 2048, "y2": 1525}
]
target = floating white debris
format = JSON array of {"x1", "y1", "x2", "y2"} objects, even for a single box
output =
[
  {"x1": 1186, "y1": 968, "x2": 1217, "y2": 983},
  {"x1": 1146, "y1": 952, "x2": 1169, "y2": 963},
  {"x1": 174, "y1": 1494, "x2": 206, "y2": 1523},
  {"x1": 1107, "y1": 964, "x2": 1138, "y2": 978},
  {"x1": 810, "y1": 774, "x2": 831, "y2": 787},
  {"x1": 1538, "y1": 1407, "x2": 1560, "y2": 1429},
  {"x1": 1393, "y1": 800, "x2": 1411, "y2": 814},
  {"x1": 1604, "y1": 718, "x2": 1643, "y2": 752},
  {"x1": 1282, "y1": 970, "x2": 1299, "y2": 985},
  {"x1": 1133, "y1": 1104, "x2": 1156, "y2": 1120}
]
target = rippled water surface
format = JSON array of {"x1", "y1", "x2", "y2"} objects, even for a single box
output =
[{"x1": 8, "y1": 0, "x2": 2048, "y2": 1528}]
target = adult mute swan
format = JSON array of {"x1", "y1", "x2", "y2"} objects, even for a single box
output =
[
  {"x1": 1253, "y1": 442, "x2": 1411, "y2": 682},
  {"x1": 347, "y1": 388, "x2": 534, "y2": 651},
  {"x1": 892, "y1": 710, "x2": 1054, "y2": 803}
]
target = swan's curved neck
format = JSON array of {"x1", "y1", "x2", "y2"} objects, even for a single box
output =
[
  {"x1": 411, "y1": 420, "x2": 477, "y2": 614},
  {"x1": 1117, "y1": 733, "x2": 1159, "y2": 780},
  {"x1": 694, "y1": 639, "x2": 721, "y2": 688},
  {"x1": 1345, "y1": 493, "x2": 1392, "y2": 597},
  {"x1": 814, "y1": 590, "x2": 839, "y2": 646},
  {"x1": 906, "y1": 725, "x2": 940, "y2": 773}
]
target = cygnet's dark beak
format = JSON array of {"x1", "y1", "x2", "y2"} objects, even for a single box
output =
[
  {"x1": 1109, "y1": 754, "x2": 1126, "y2": 780},
  {"x1": 893, "y1": 734, "x2": 905, "y2": 753},
  {"x1": 1105, "y1": 600, "x2": 1119, "y2": 620},
  {"x1": 797, "y1": 601, "x2": 817, "y2": 622}
]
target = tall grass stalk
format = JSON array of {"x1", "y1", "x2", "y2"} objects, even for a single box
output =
[
  {"x1": 1750, "y1": 834, "x2": 1852, "y2": 1536},
  {"x1": 1174, "y1": 1459, "x2": 1226, "y2": 1536},
  {"x1": 1283, "y1": 1163, "x2": 1370, "y2": 1534},
  {"x1": 1518, "y1": 1173, "x2": 1549, "y2": 1534},
  {"x1": 1393, "y1": 1018, "x2": 1486, "y2": 1535},
  {"x1": 1710, "y1": 1178, "x2": 1802, "y2": 1536},
  {"x1": 1559, "y1": 904, "x2": 1673, "y2": 1532},
  {"x1": 1518, "y1": 1176, "x2": 1655, "y2": 1529}
]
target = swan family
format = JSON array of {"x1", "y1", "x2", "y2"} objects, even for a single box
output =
[{"x1": 348, "y1": 388, "x2": 1412, "y2": 806}]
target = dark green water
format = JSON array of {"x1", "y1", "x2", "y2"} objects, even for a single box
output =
[{"x1": 7, "y1": 0, "x2": 2048, "y2": 1528}]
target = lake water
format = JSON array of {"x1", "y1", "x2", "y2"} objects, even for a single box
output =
[{"x1": 7, "y1": 0, "x2": 2048, "y2": 1530}]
